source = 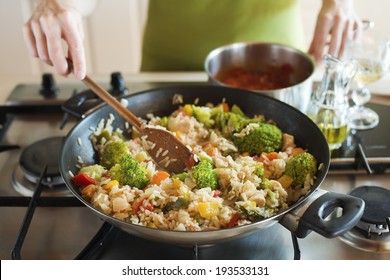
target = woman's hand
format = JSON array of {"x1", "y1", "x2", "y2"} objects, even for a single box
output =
[
  {"x1": 22, "y1": 0, "x2": 86, "y2": 80},
  {"x1": 308, "y1": 0, "x2": 362, "y2": 63}
]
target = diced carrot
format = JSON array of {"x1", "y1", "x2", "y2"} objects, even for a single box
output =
[
  {"x1": 266, "y1": 152, "x2": 279, "y2": 161},
  {"x1": 132, "y1": 199, "x2": 154, "y2": 213},
  {"x1": 151, "y1": 171, "x2": 170, "y2": 185},
  {"x1": 145, "y1": 202, "x2": 154, "y2": 212},
  {"x1": 255, "y1": 152, "x2": 268, "y2": 163},
  {"x1": 132, "y1": 200, "x2": 142, "y2": 214},
  {"x1": 255, "y1": 152, "x2": 278, "y2": 163},
  {"x1": 222, "y1": 102, "x2": 230, "y2": 112},
  {"x1": 290, "y1": 147, "x2": 305, "y2": 156},
  {"x1": 206, "y1": 147, "x2": 218, "y2": 157}
]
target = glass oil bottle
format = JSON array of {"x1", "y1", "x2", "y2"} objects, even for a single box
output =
[{"x1": 307, "y1": 54, "x2": 357, "y2": 150}]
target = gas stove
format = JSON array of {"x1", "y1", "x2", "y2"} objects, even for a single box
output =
[{"x1": 1, "y1": 73, "x2": 390, "y2": 260}]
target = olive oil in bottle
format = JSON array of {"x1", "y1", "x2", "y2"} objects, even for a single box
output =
[
  {"x1": 307, "y1": 54, "x2": 356, "y2": 150},
  {"x1": 317, "y1": 123, "x2": 349, "y2": 148}
]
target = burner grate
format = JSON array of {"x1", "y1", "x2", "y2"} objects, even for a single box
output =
[{"x1": 339, "y1": 185, "x2": 390, "y2": 252}]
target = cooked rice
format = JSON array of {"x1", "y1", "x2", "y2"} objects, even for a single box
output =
[{"x1": 73, "y1": 102, "x2": 318, "y2": 231}]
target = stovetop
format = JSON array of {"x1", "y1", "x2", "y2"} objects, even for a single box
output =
[{"x1": 1, "y1": 75, "x2": 390, "y2": 260}]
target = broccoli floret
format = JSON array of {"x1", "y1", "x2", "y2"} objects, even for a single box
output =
[
  {"x1": 233, "y1": 122, "x2": 282, "y2": 155},
  {"x1": 100, "y1": 141, "x2": 129, "y2": 169},
  {"x1": 215, "y1": 112, "x2": 247, "y2": 138},
  {"x1": 95, "y1": 129, "x2": 125, "y2": 145},
  {"x1": 79, "y1": 164, "x2": 105, "y2": 181},
  {"x1": 215, "y1": 110, "x2": 265, "y2": 139},
  {"x1": 238, "y1": 205, "x2": 275, "y2": 222},
  {"x1": 172, "y1": 172, "x2": 188, "y2": 181},
  {"x1": 197, "y1": 150, "x2": 213, "y2": 163},
  {"x1": 191, "y1": 160, "x2": 218, "y2": 190},
  {"x1": 162, "y1": 197, "x2": 190, "y2": 213},
  {"x1": 191, "y1": 104, "x2": 223, "y2": 127},
  {"x1": 109, "y1": 154, "x2": 149, "y2": 189},
  {"x1": 254, "y1": 163, "x2": 265, "y2": 178},
  {"x1": 258, "y1": 177, "x2": 272, "y2": 190},
  {"x1": 230, "y1": 104, "x2": 246, "y2": 116},
  {"x1": 284, "y1": 152, "x2": 317, "y2": 188},
  {"x1": 266, "y1": 189, "x2": 279, "y2": 208},
  {"x1": 95, "y1": 130, "x2": 112, "y2": 144},
  {"x1": 157, "y1": 116, "x2": 169, "y2": 128}
]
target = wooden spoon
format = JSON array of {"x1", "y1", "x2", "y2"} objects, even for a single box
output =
[{"x1": 68, "y1": 62, "x2": 193, "y2": 174}]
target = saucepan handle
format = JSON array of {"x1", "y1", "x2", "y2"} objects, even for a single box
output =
[{"x1": 280, "y1": 189, "x2": 365, "y2": 238}]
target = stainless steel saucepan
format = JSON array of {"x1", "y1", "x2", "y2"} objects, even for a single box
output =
[{"x1": 205, "y1": 42, "x2": 315, "y2": 113}]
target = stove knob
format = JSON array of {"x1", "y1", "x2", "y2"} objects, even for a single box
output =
[
  {"x1": 40, "y1": 73, "x2": 59, "y2": 98},
  {"x1": 109, "y1": 72, "x2": 128, "y2": 97}
]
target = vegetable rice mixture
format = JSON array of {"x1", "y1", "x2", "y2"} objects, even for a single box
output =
[{"x1": 71, "y1": 100, "x2": 319, "y2": 231}]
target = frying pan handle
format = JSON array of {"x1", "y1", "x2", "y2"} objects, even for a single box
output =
[{"x1": 280, "y1": 189, "x2": 365, "y2": 238}]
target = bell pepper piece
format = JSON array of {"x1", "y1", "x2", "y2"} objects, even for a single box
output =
[
  {"x1": 213, "y1": 189, "x2": 222, "y2": 197},
  {"x1": 198, "y1": 201, "x2": 220, "y2": 219},
  {"x1": 277, "y1": 174, "x2": 294, "y2": 189},
  {"x1": 72, "y1": 173, "x2": 96, "y2": 187},
  {"x1": 228, "y1": 213, "x2": 241, "y2": 228}
]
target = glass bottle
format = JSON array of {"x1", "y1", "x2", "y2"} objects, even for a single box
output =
[{"x1": 307, "y1": 54, "x2": 357, "y2": 150}]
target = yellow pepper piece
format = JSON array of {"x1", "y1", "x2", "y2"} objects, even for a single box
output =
[
  {"x1": 183, "y1": 104, "x2": 193, "y2": 116},
  {"x1": 278, "y1": 174, "x2": 294, "y2": 189},
  {"x1": 198, "y1": 201, "x2": 220, "y2": 219},
  {"x1": 135, "y1": 153, "x2": 146, "y2": 163},
  {"x1": 175, "y1": 131, "x2": 182, "y2": 139},
  {"x1": 173, "y1": 178, "x2": 182, "y2": 188},
  {"x1": 104, "y1": 180, "x2": 119, "y2": 190}
]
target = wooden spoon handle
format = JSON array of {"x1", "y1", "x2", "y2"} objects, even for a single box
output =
[
  {"x1": 66, "y1": 58, "x2": 144, "y2": 130},
  {"x1": 81, "y1": 75, "x2": 144, "y2": 131}
]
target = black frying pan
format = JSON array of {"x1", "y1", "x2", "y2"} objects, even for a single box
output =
[{"x1": 59, "y1": 85, "x2": 364, "y2": 245}]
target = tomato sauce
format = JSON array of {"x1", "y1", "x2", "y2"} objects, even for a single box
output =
[{"x1": 214, "y1": 64, "x2": 294, "y2": 91}]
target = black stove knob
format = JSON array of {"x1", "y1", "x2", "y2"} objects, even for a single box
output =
[
  {"x1": 40, "y1": 73, "x2": 59, "y2": 98},
  {"x1": 109, "y1": 72, "x2": 128, "y2": 97}
]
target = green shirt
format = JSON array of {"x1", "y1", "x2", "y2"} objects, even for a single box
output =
[{"x1": 141, "y1": 0, "x2": 304, "y2": 71}]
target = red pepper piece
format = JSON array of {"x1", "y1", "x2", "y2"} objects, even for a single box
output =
[
  {"x1": 228, "y1": 213, "x2": 241, "y2": 228},
  {"x1": 72, "y1": 173, "x2": 96, "y2": 187},
  {"x1": 213, "y1": 190, "x2": 222, "y2": 197}
]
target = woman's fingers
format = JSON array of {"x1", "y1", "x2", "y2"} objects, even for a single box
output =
[
  {"x1": 60, "y1": 10, "x2": 86, "y2": 79},
  {"x1": 22, "y1": 0, "x2": 86, "y2": 79},
  {"x1": 308, "y1": 0, "x2": 361, "y2": 64},
  {"x1": 40, "y1": 10, "x2": 67, "y2": 73}
]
